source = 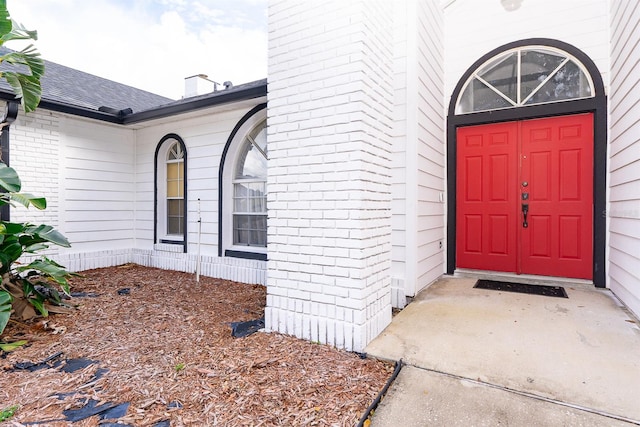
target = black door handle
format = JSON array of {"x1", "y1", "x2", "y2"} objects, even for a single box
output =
[{"x1": 522, "y1": 204, "x2": 529, "y2": 228}]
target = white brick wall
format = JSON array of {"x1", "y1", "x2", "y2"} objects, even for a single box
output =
[
  {"x1": 11, "y1": 111, "x2": 61, "y2": 233},
  {"x1": 266, "y1": 0, "x2": 394, "y2": 351},
  {"x1": 57, "y1": 249, "x2": 266, "y2": 284}
]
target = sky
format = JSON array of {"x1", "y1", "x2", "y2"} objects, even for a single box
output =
[{"x1": 8, "y1": 0, "x2": 268, "y2": 100}]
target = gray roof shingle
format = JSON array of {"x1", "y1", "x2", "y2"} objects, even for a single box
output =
[{"x1": 0, "y1": 46, "x2": 174, "y2": 113}]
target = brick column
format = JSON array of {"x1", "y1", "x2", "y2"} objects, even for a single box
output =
[{"x1": 265, "y1": 0, "x2": 394, "y2": 351}]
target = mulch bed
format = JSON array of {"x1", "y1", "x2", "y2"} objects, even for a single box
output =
[{"x1": 0, "y1": 265, "x2": 392, "y2": 426}]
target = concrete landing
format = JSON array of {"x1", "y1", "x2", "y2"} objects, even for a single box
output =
[{"x1": 365, "y1": 277, "x2": 640, "y2": 425}]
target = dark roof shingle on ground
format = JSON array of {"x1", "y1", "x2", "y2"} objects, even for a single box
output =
[{"x1": 0, "y1": 46, "x2": 174, "y2": 113}]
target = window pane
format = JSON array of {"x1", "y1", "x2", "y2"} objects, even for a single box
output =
[
  {"x1": 167, "y1": 218, "x2": 183, "y2": 235},
  {"x1": 236, "y1": 142, "x2": 267, "y2": 179},
  {"x1": 167, "y1": 181, "x2": 179, "y2": 198},
  {"x1": 167, "y1": 162, "x2": 183, "y2": 197},
  {"x1": 167, "y1": 199, "x2": 184, "y2": 235},
  {"x1": 250, "y1": 230, "x2": 266, "y2": 246},
  {"x1": 520, "y1": 49, "x2": 566, "y2": 101},
  {"x1": 478, "y1": 52, "x2": 517, "y2": 104},
  {"x1": 168, "y1": 199, "x2": 183, "y2": 216},
  {"x1": 250, "y1": 123, "x2": 267, "y2": 154},
  {"x1": 524, "y1": 61, "x2": 591, "y2": 105},
  {"x1": 254, "y1": 215, "x2": 267, "y2": 230},
  {"x1": 251, "y1": 196, "x2": 266, "y2": 212},
  {"x1": 235, "y1": 229, "x2": 249, "y2": 245},
  {"x1": 167, "y1": 142, "x2": 184, "y2": 160},
  {"x1": 235, "y1": 183, "x2": 248, "y2": 197},
  {"x1": 233, "y1": 214, "x2": 267, "y2": 247},
  {"x1": 167, "y1": 162, "x2": 179, "y2": 179},
  {"x1": 458, "y1": 78, "x2": 513, "y2": 114}
]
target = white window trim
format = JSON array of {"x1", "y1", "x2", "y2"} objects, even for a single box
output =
[{"x1": 222, "y1": 109, "x2": 267, "y2": 256}]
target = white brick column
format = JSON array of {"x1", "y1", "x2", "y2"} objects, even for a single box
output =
[{"x1": 266, "y1": 0, "x2": 394, "y2": 351}]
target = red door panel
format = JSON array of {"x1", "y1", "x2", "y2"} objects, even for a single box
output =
[
  {"x1": 520, "y1": 114, "x2": 593, "y2": 278},
  {"x1": 456, "y1": 122, "x2": 518, "y2": 272},
  {"x1": 456, "y1": 114, "x2": 593, "y2": 280}
]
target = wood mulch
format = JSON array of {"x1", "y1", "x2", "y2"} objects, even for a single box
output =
[{"x1": 0, "y1": 265, "x2": 393, "y2": 426}]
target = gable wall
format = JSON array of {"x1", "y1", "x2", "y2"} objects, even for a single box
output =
[
  {"x1": 609, "y1": 1, "x2": 640, "y2": 317},
  {"x1": 444, "y1": 0, "x2": 609, "y2": 102}
]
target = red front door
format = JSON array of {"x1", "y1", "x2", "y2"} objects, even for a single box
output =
[{"x1": 456, "y1": 114, "x2": 593, "y2": 279}]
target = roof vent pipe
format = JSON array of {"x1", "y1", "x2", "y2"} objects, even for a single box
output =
[{"x1": 224, "y1": 81, "x2": 233, "y2": 90}]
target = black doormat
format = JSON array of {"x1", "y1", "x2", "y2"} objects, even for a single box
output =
[{"x1": 474, "y1": 280, "x2": 568, "y2": 298}]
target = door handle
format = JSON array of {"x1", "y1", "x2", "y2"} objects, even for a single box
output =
[{"x1": 522, "y1": 203, "x2": 529, "y2": 228}]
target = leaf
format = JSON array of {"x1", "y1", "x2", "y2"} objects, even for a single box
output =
[
  {"x1": 0, "y1": 340, "x2": 26, "y2": 352},
  {"x1": 0, "y1": 44, "x2": 44, "y2": 113},
  {"x1": 0, "y1": 222, "x2": 25, "y2": 234},
  {"x1": 0, "y1": 289, "x2": 12, "y2": 335},
  {"x1": 0, "y1": 163, "x2": 20, "y2": 193},
  {"x1": 0, "y1": 21, "x2": 38, "y2": 44},
  {"x1": 23, "y1": 242, "x2": 48, "y2": 253},
  {"x1": 1, "y1": 240, "x2": 22, "y2": 264},
  {"x1": 9, "y1": 193, "x2": 46, "y2": 210},
  {"x1": 17, "y1": 258, "x2": 73, "y2": 294},
  {"x1": 0, "y1": 1, "x2": 12, "y2": 41},
  {"x1": 23, "y1": 224, "x2": 70, "y2": 247},
  {"x1": 0, "y1": 404, "x2": 19, "y2": 423},
  {"x1": 27, "y1": 294, "x2": 47, "y2": 317}
]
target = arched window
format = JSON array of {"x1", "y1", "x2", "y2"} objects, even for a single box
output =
[
  {"x1": 233, "y1": 122, "x2": 267, "y2": 247},
  {"x1": 455, "y1": 46, "x2": 595, "y2": 114},
  {"x1": 219, "y1": 104, "x2": 267, "y2": 260},
  {"x1": 154, "y1": 134, "x2": 187, "y2": 251}
]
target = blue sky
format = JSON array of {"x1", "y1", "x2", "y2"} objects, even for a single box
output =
[{"x1": 9, "y1": 0, "x2": 268, "y2": 99}]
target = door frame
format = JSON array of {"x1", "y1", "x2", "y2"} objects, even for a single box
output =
[{"x1": 446, "y1": 38, "x2": 607, "y2": 287}]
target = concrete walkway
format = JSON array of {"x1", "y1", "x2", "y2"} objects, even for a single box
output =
[{"x1": 365, "y1": 277, "x2": 640, "y2": 426}]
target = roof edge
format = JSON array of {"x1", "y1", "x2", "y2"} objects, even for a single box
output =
[
  {"x1": 123, "y1": 81, "x2": 267, "y2": 125},
  {"x1": 0, "y1": 79, "x2": 267, "y2": 125}
]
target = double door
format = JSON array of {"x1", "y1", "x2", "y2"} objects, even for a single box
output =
[{"x1": 456, "y1": 114, "x2": 593, "y2": 279}]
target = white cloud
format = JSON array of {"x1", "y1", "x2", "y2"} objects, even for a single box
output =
[{"x1": 7, "y1": 0, "x2": 267, "y2": 99}]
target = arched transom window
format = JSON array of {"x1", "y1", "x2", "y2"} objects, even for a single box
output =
[
  {"x1": 233, "y1": 120, "x2": 267, "y2": 248},
  {"x1": 456, "y1": 46, "x2": 595, "y2": 114}
]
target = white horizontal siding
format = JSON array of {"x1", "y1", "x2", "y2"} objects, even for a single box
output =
[
  {"x1": 415, "y1": 0, "x2": 445, "y2": 293},
  {"x1": 58, "y1": 116, "x2": 136, "y2": 251},
  {"x1": 134, "y1": 106, "x2": 262, "y2": 258},
  {"x1": 609, "y1": 0, "x2": 640, "y2": 318},
  {"x1": 391, "y1": 0, "x2": 444, "y2": 302}
]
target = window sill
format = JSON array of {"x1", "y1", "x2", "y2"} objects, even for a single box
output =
[{"x1": 225, "y1": 249, "x2": 267, "y2": 261}]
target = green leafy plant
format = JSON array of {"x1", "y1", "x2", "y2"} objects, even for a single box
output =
[
  {"x1": 174, "y1": 362, "x2": 186, "y2": 372},
  {"x1": 0, "y1": 2, "x2": 72, "y2": 340},
  {"x1": 0, "y1": 0, "x2": 43, "y2": 113},
  {"x1": 0, "y1": 404, "x2": 19, "y2": 422},
  {"x1": 0, "y1": 163, "x2": 74, "y2": 336}
]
